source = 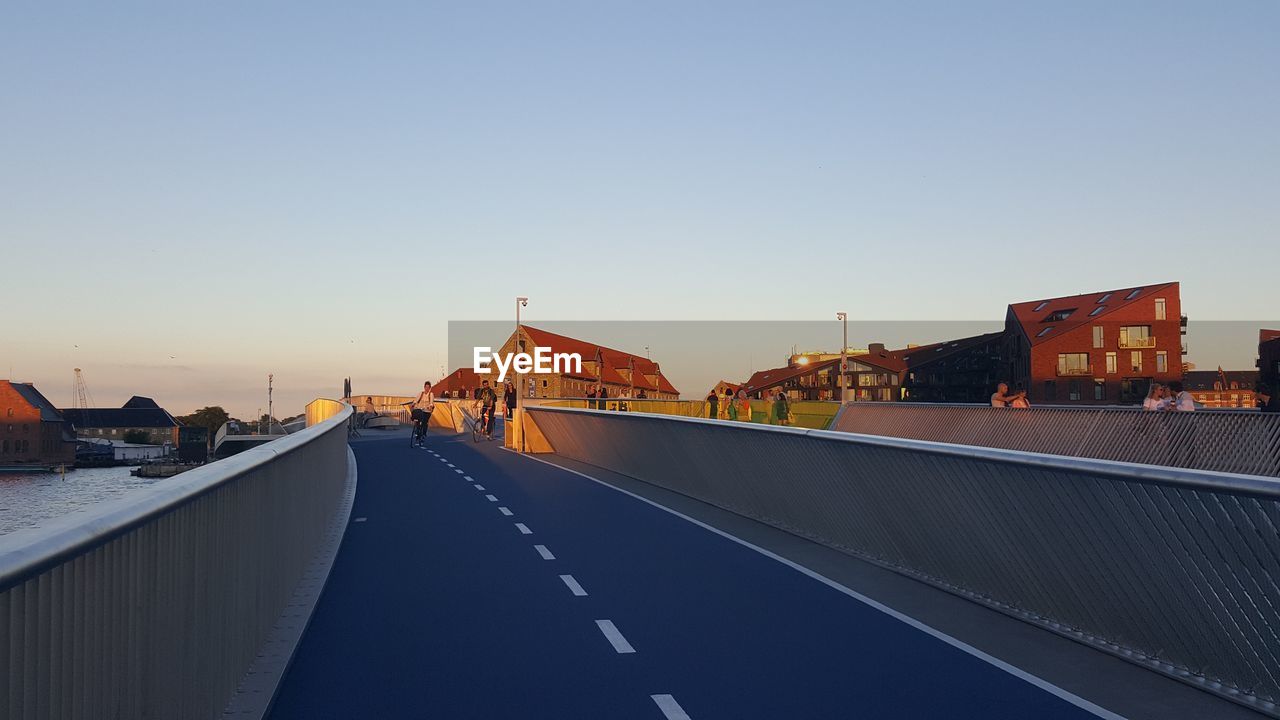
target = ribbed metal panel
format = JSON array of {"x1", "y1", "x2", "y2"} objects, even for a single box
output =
[
  {"x1": 529, "y1": 406, "x2": 1280, "y2": 717},
  {"x1": 832, "y1": 404, "x2": 1280, "y2": 477},
  {"x1": 0, "y1": 405, "x2": 353, "y2": 720}
]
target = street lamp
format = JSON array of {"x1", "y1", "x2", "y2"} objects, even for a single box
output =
[
  {"x1": 837, "y1": 312, "x2": 848, "y2": 403},
  {"x1": 514, "y1": 297, "x2": 529, "y2": 451}
]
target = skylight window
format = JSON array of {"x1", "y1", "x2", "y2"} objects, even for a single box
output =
[
  {"x1": 1126, "y1": 288, "x2": 1143, "y2": 300},
  {"x1": 1097, "y1": 293, "x2": 1112, "y2": 303},
  {"x1": 1044, "y1": 308, "x2": 1076, "y2": 322},
  {"x1": 1038, "y1": 326, "x2": 1055, "y2": 337},
  {"x1": 1090, "y1": 306, "x2": 1106, "y2": 316},
  {"x1": 1034, "y1": 301, "x2": 1049, "y2": 311}
]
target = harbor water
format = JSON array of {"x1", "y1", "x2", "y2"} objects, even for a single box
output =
[{"x1": 0, "y1": 466, "x2": 168, "y2": 536}]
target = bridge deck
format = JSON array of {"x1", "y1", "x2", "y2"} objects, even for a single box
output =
[{"x1": 268, "y1": 430, "x2": 1253, "y2": 719}]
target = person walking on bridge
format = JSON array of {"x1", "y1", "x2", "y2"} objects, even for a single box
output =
[
  {"x1": 706, "y1": 390, "x2": 719, "y2": 419},
  {"x1": 774, "y1": 389, "x2": 793, "y2": 426}
]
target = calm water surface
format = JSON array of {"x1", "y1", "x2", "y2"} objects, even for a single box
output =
[{"x1": 0, "y1": 466, "x2": 168, "y2": 536}]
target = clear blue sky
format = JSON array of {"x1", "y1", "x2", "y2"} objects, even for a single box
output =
[{"x1": 3, "y1": 2, "x2": 1276, "y2": 417}]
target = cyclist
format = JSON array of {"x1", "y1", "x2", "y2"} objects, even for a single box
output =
[
  {"x1": 409, "y1": 381, "x2": 435, "y2": 444},
  {"x1": 476, "y1": 380, "x2": 498, "y2": 439}
]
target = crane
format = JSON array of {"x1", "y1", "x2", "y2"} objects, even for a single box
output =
[{"x1": 73, "y1": 368, "x2": 95, "y2": 409}]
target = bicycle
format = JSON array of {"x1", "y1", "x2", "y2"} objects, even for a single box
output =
[
  {"x1": 472, "y1": 402, "x2": 494, "y2": 443},
  {"x1": 405, "y1": 402, "x2": 430, "y2": 448}
]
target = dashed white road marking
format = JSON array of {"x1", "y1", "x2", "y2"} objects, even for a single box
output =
[
  {"x1": 534, "y1": 544, "x2": 555, "y2": 560},
  {"x1": 352, "y1": 517, "x2": 367, "y2": 523},
  {"x1": 454, "y1": 469, "x2": 464, "y2": 474},
  {"x1": 559, "y1": 574, "x2": 588, "y2": 596},
  {"x1": 498, "y1": 507, "x2": 513, "y2": 516},
  {"x1": 446, "y1": 463, "x2": 456, "y2": 468},
  {"x1": 651, "y1": 695, "x2": 691, "y2": 720},
  {"x1": 514, "y1": 523, "x2": 532, "y2": 535},
  {"x1": 595, "y1": 620, "x2": 635, "y2": 654},
  {"x1": 474, "y1": 485, "x2": 485, "y2": 491},
  {"x1": 485, "y1": 494, "x2": 498, "y2": 502},
  {"x1": 463, "y1": 475, "x2": 475, "y2": 482}
]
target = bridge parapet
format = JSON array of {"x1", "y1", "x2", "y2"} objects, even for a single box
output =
[
  {"x1": 526, "y1": 406, "x2": 1280, "y2": 717},
  {"x1": 0, "y1": 404, "x2": 354, "y2": 719}
]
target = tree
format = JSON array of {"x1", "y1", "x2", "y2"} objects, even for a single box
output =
[{"x1": 176, "y1": 406, "x2": 231, "y2": 446}]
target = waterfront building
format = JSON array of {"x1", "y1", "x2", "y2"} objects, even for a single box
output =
[
  {"x1": 485, "y1": 326, "x2": 679, "y2": 399},
  {"x1": 1260, "y1": 329, "x2": 1280, "y2": 393},
  {"x1": 740, "y1": 344, "x2": 907, "y2": 402},
  {"x1": 61, "y1": 395, "x2": 182, "y2": 446},
  {"x1": 1006, "y1": 282, "x2": 1185, "y2": 404},
  {"x1": 1184, "y1": 369, "x2": 1259, "y2": 409},
  {"x1": 0, "y1": 380, "x2": 76, "y2": 466},
  {"x1": 900, "y1": 332, "x2": 1009, "y2": 403}
]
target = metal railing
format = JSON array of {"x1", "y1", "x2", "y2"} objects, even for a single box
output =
[
  {"x1": 831, "y1": 403, "x2": 1280, "y2": 477},
  {"x1": 532, "y1": 396, "x2": 842, "y2": 429},
  {"x1": 1119, "y1": 336, "x2": 1157, "y2": 349},
  {"x1": 0, "y1": 404, "x2": 354, "y2": 719},
  {"x1": 525, "y1": 406, "x2": 1280, "y2": 716}
]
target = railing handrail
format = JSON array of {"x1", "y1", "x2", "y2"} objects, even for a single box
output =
[
  {"x1": 0, "y1": 405, "x2": 353, "y2": 592},
  {"x1": 525, "y1": 405, "x2": 1280, "y2": 499}
]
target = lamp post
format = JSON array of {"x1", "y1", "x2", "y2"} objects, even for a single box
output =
[
  {"x1": 514, "y1": 296, "x2": 529, "y2": 451},
  {"x1": 837, "y1": 312, "x2": 848, "y2": 403}
]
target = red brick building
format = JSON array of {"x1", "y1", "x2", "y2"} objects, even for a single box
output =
[
  {"x1": 1184, "y1": 369, "x2": 1258, "y2": 409},
  {"x1": 484, "y1": 326, "x2": 680, "y2": 399},
  {"x1": 1007, "y1": 282, "x2": 1185, "y2": 404},
  {"x1": 740, "y1": 344, "x2": 908, "y2": 402},
  {"x1": 1, "y1": 380, "x2": 76, "y2": 467}
]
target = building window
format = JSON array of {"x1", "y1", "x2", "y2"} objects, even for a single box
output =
[
  {"x1": 1130, "y1": 351, "x2": 1143, "y2": 372},
  {"x1": 1126, "y1": 288, "x2": 1143, "y2": 300},
  {"x1": 1037, "y1": 326, "x2": 1055, "y2": 338},
  {"x1": 1092, "y1": 326, "x2": 1104, "y2": 348},
  {"x1": 1034, "y1": 301, "x2": 1049, "y2": 311},
  {"x1": 1044, "y1": 380, "x2": 1057, "y2": 401},
  {"x1": 1089, "y1": 306, "x2": 1106, "y2": 317},
  {"x1": 1057, "y1": 353, "x2": 1090, "y2": 375},
  {"x1": 1156, "y1": 351, "x2": 1168, "y2": 373},
  {"x1": 1154, "y1": 298, "x2": 1166, "y2": 320},
  {"x1": 1119, "y1": 326, "x2": 1153, "y2": 348},
  {"x1": 1094, "y1": 380, "x2": 1106, "y2": 401},
  {"x1": 1045, "y1": 309, "x2": 1076, "y2": 321},
  {"x1": 1068, "y1": 381, "x2": 1082, "y2": 401},
  {"x1": 1106, "y1": 352, "x2": 1117, "y2": 374},
  {"x1": 1097, "y1": 293, "x2": 1112, "y2": 304}
]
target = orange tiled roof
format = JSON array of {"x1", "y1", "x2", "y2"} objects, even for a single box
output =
[{"x1": 520, "y1": 325, "x2": 680, "y2": 394}]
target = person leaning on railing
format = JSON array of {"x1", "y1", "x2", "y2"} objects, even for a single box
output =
[{"x1": 1257, "y1": 384, "x2": 1278, "y2": 413}]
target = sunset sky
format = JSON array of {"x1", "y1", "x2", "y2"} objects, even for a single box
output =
[{"x1": 3, "y1": 2, "x2": 1276, "y2": 418}]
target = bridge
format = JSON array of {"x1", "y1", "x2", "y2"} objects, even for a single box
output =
[{"x1": 1, "y1": 400, "x2": 1277, "y2": 719}]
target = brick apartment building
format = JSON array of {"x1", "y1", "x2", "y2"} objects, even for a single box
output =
[
  {"x1": 61, "y1": 396, "x2": 182, "y2": 446},
  {"x1": 1, "y1": 380, "x2": 76, "y2": 466},
  {"x1": 1260, "y1": 329, "x2": 1280, "y2": 394},
  {"x1": 901, "y1": 332, "x2": 1007, "y2": 403},
  {"x1": 1006, "y1": 282, "x2": 1185, "y2": 404},
  {"x1": 483, "y1": 326, "x2": 679, "y2": 400},
  {"x1": 740, "y1": 344, "x2": 908, "y2": 401},
  {"x1": 1184, "y1": 369, "x2": 1258, "y2": 409}
]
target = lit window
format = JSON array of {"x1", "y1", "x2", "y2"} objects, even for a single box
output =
[
  {"x1": 1092, "y1": 326, "x2": 1104, "y2": 348},
  {"x1": 1038, "y1": 326, "x2": 1055, "y2": 337},
  {"x1": 1131, "y1": 351, "x2": 1143, "y2": 372},
  {"x1": 1058, "y1": 353, "x2": 1090, "y2": 375},
  {"x1": 1106, "y1": 352, "x2": 1117, "y2": 373},
  {"x1": 1090, "y1": 306, "x2": 1106, "y2": 317},
  {"x1": 1155, "y1": 298, "x2": 1166, "y2": 320},
  {"x1": 1126, "y1": 288, "x2": 1143, "y2": 300},
  {"x1": 1156, "y1": 351, "x2": 1167, "y2": 373},
  {"x1": 1034, "y1": 301, "x2": 1049, "y2": 311},
  {"x1": 1097, "y1": 293, "x2": 1112, "y2": 303}
]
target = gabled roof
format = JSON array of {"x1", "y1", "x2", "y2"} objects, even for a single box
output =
[
  {"x1": 900, "y1": 332, "x2": 1006, "y2": 370},
  {"x1": 6, "y1": 381, "x2": 66, "y2": 423},
  {"x1": 1008, "y1": 282, "x2": 1178, "y2": 346},
  {"x1": 519, "y1": 325, "x2": 680, "y2": 394},
  {"x1": 123, "y1": 396, "x2": 161, "y2": 409},
  {"x1": 61, "y1": 407, "x2": 180, "y2": 429},
  {"x1": 742, "y1": 359, "x2": 840, "y2": 393},
  {"x1": 433, "y1": 367, "x2": 485, "y2": 395}
]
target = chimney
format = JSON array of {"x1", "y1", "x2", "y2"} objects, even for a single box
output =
[{"x1": 868, "y1": 343, "x2": 886, "y2": 354}]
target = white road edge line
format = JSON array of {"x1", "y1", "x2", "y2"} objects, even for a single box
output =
[
  {"x1": 507, "y1": 448, "x2": 1126, "y2": 720},
  {"x1": 485, "y1": 494, "x2": 499, "y2": 502},
  {"x1": 514, "y1": 523, "x2": 532, "y2": 535},
  {"x1": 534, "y1": 544, "x2": 555, "y2": 560},
  {"x1": 498, "y1": 507, "x2": 514, "y2": 516},
  {"x1": 595, "y1": 620, "x2": 635, "y2": 654},
  {"x1": 560, "y1": 574, "x2": 588, "y2": 596},
  {"x1": 651, "y1": 695, "x2": 692, "y2": 720}
]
